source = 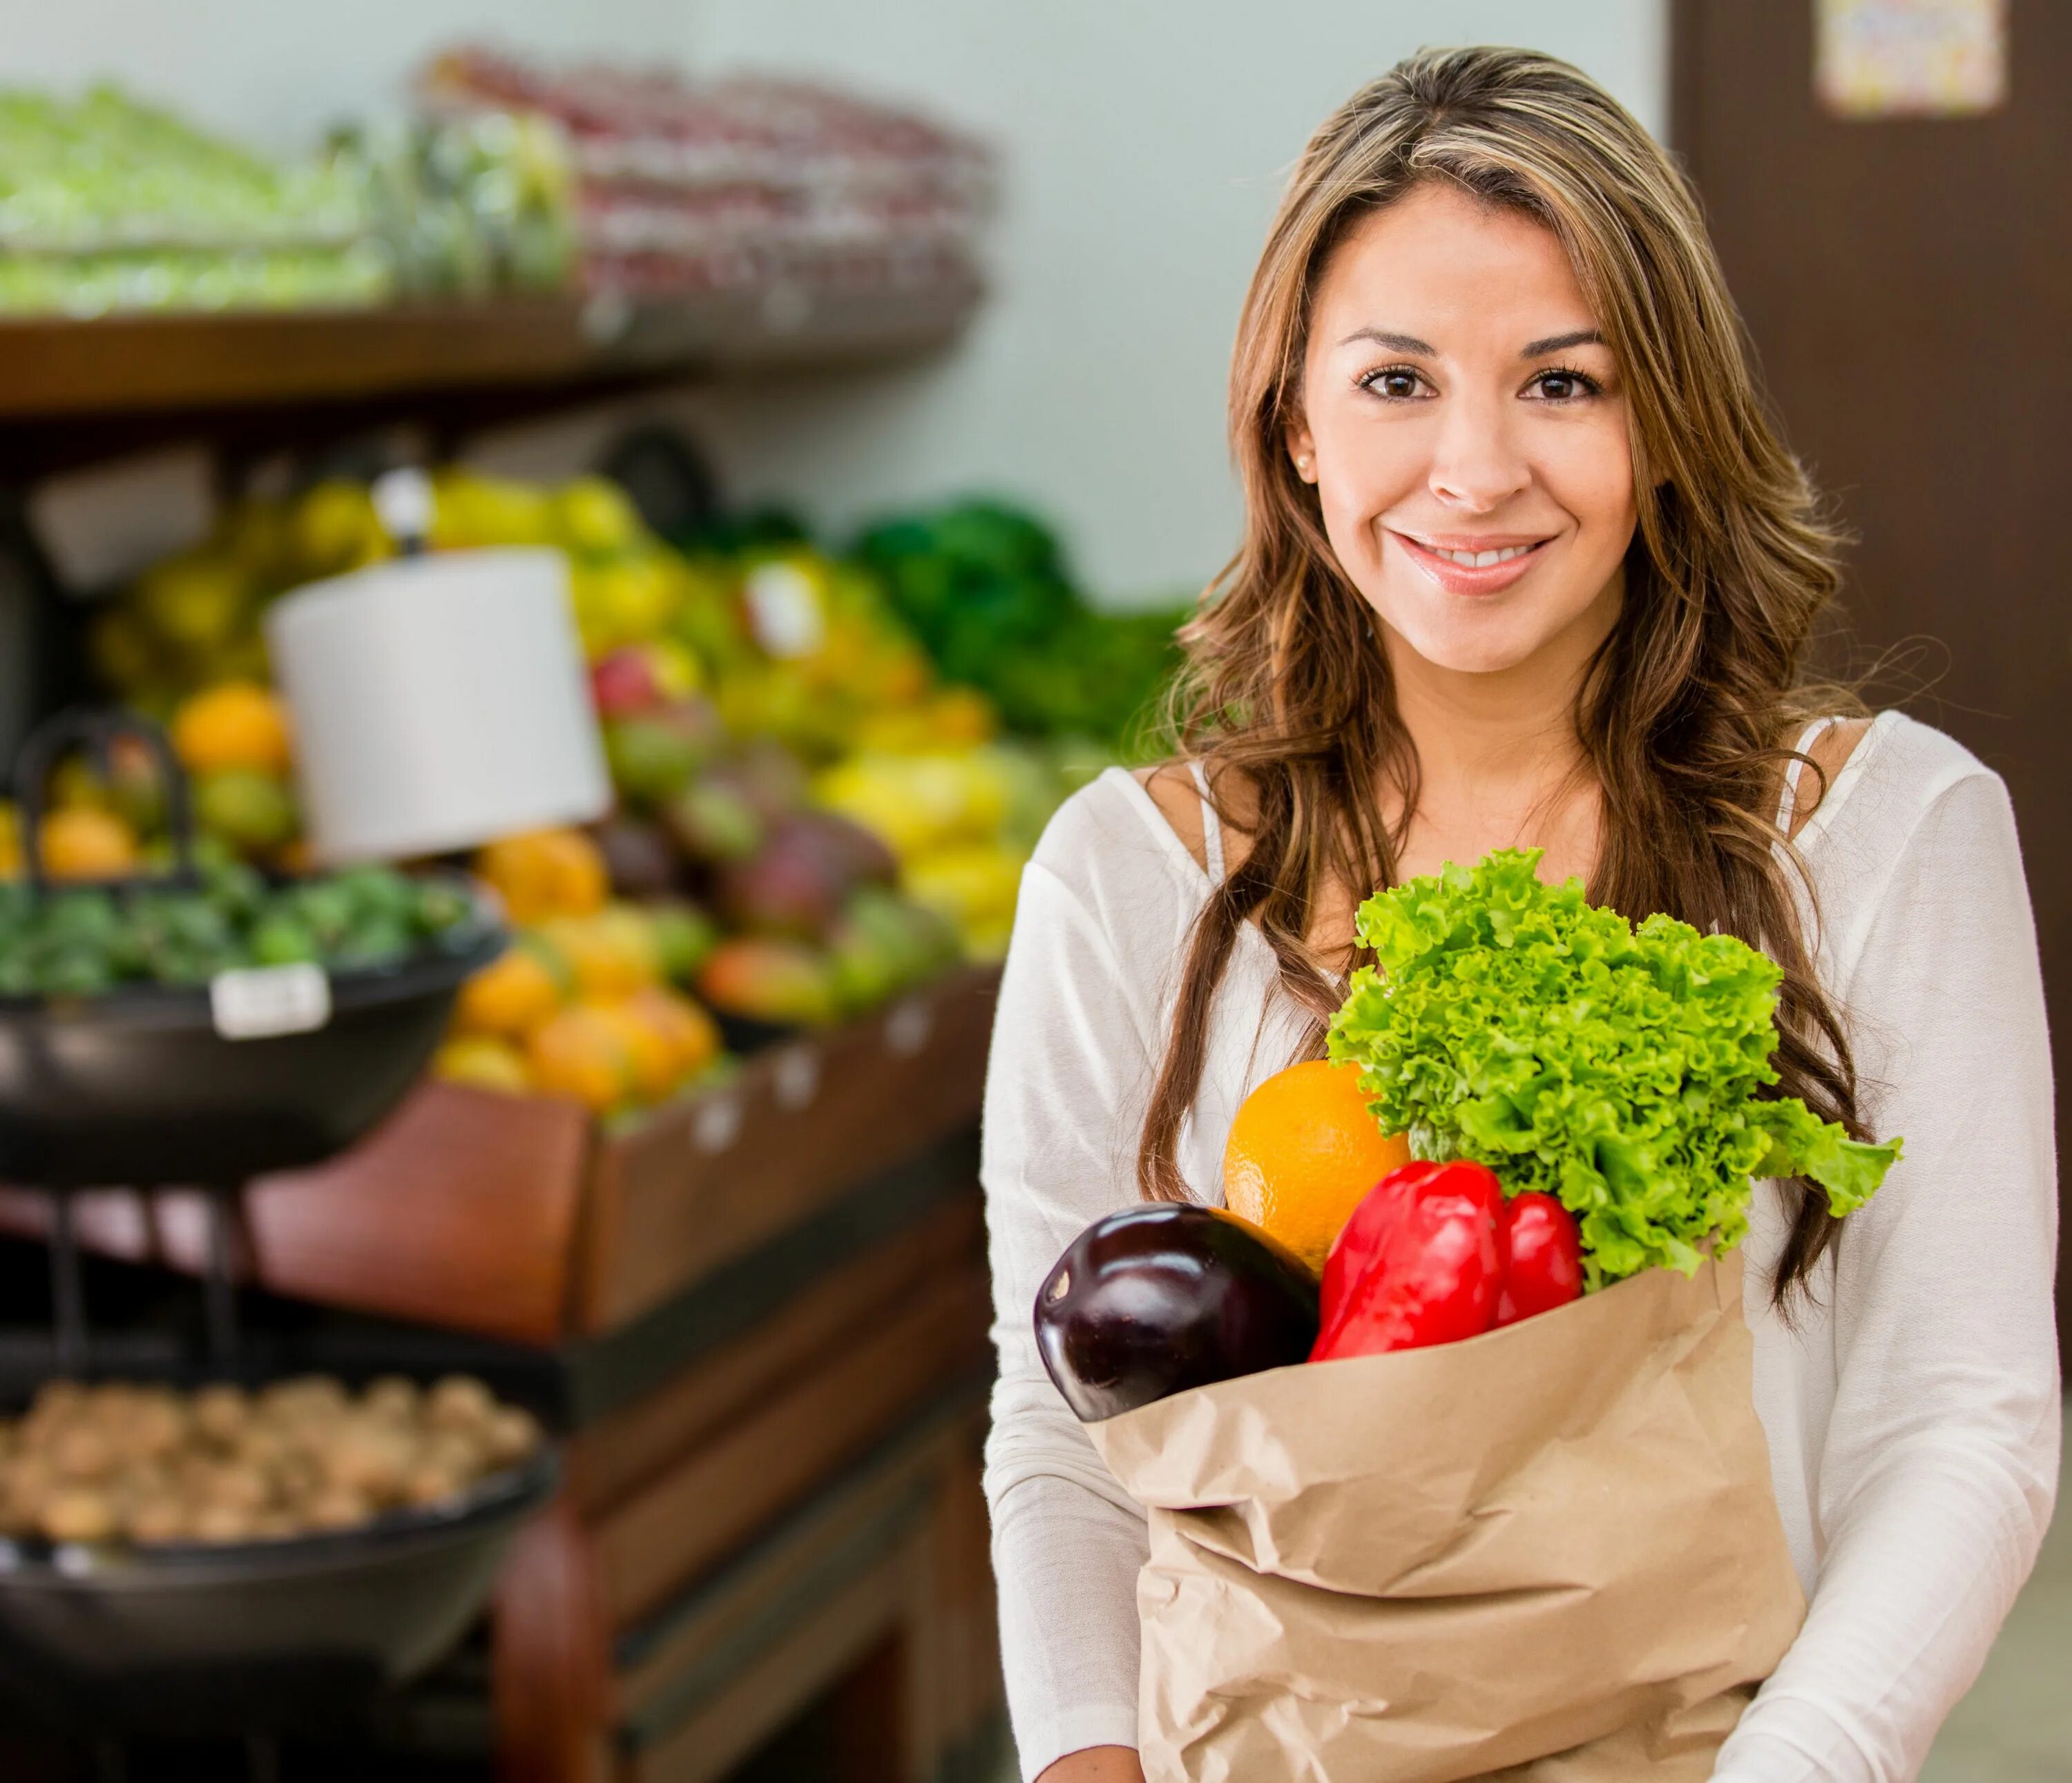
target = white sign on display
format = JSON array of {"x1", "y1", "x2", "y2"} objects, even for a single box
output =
[{"x1": 209, "y1": 963, "x2": 332, "y2": 1041}]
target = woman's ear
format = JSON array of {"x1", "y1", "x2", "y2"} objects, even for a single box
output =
[{"x1": 1286, "y1": 426, "x2": 1318, "y2": 485}]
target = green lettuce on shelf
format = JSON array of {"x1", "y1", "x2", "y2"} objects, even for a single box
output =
[{"x1": 1327, "y1": 849, "x2": 1901, "y2": 1287}]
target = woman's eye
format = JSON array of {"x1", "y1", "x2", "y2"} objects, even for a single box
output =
[
  {"x1": 1526, "y1": 369, "x2": 1600, "y2": 402},
  {"x1": 1360, "y1": 367, "x2": 1426, "y2": 401}
]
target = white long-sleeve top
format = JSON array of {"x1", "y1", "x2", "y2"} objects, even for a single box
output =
[{"x1": 979, "y1": 710, "x2": 2060, "y2": 1783}]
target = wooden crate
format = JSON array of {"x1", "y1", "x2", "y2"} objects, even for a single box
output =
[{"x1": 0, "y1": 965, "x2": 1001, "y2": 1347}]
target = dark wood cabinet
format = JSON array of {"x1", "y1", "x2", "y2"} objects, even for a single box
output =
[{"x1": 1673, "y1": 0, "x2": 2072, "y2": 1345}]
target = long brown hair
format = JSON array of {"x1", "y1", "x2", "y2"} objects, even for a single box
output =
[{"x1": 1137, "y1": 46, "x2": 1867, "y2": 1304}]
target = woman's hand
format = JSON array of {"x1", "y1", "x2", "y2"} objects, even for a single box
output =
[{"x1": 1037, "y1": 1748, "x2": 1145, "y2": 1783}]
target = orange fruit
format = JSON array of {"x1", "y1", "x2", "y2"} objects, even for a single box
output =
[
  {"x1": 585, "y1": 1001, "x2": 678, "y2": 1103},
  {"x1": 540, "y1": 907, "x2": 659, "y2": 1001},
  {"x1": 171, "y1": 682, "x2": 294, "y2": 777},
  {"x1": 525, "y1": 1006, "x2": 635, "y2": 1112},
  {"x1": 454, "y1": 945, "x2": 565, "y2": 1039},
  {"x1": 39, "y1": 808, "x2": 140, "y2": 881},
  {"x1": 626, "y1": 985, "x2": 720, "y2": 1082},
  {"x1": 474, "y1": 829, "x2": 608, "y2": 925},
  {"x1": 434, "y1": 1036, "x2": 532, "y2": 1095},
  {"x1": 1222, "y1": 1060, "x2": 1413, "y2": 1275}
]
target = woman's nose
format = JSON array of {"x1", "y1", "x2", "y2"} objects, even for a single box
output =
[{"x1": 1427, "y1": 396, "x2": 1531, "y2": 512}]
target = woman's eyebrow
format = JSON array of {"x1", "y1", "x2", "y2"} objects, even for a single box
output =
[
  {"x1": 1522, "y1": 329, "x2": 1605, "y2": 356},
  {"x1": 1338, "y1": 327, "x2": 1435, "y2": 354}
]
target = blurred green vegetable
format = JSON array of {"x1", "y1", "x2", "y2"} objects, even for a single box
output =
[
  {"x1": 851, "y1": 499, "x2": 1189, "y2": 751},
  {"x1": 0, "y1": 862, "x2": 487, "y2": 999},
  {"x1": 0, "y1": 84, "x2": 392, "y2": 317}
]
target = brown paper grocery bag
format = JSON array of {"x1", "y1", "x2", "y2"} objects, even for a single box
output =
[{"x1": 1088, "y1": 1254, "x2": 1804, "y2": 1783}]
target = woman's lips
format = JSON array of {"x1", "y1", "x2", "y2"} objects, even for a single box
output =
[{"x1": 1392, "y1": 531, "x2": 1552, "y2": 595}]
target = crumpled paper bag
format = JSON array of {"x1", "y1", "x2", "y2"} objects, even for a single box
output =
[{"x1": 1088, "y1": 1254, "x2": 1803, "y2": 1782}]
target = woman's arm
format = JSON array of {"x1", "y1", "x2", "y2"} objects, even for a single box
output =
[
  {"x1": 1713, "y1": 769, "x2": 2061, "y2": 1780},
  {"x1": 1038, "y1": 1750, "x2": 1147, "y2": 1783},
  {"x1": 983, "y1": 834, "x2": 1166, "y2": 1778}
]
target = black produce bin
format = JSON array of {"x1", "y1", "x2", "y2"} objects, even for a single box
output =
[{"x1": 0, "y1": 1449, "x2": 556, "y2": 1737}]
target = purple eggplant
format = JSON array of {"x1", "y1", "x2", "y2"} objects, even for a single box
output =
[{"x1": 1034, "y1": 1204, "x2": 1319, "y2": 1422}]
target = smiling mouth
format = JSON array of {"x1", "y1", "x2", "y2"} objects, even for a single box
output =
[
  {"x1": 1391, "y1": 530, "x2": 1555, "y2": 595},
  {"x1": 1403, "y1": 537, "x2": 1551, "y2": 567},
  {"x1": 1428, "y1": 541, "x2": 1537, "y2": 567}
]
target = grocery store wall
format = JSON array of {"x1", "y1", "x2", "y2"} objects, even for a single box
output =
[
  {"x1": 0, "y1": 0, "x2": 687, "y2": 151},
  {"x1": 677, "y1": 0, "x2": 1668, "y2": 602}
]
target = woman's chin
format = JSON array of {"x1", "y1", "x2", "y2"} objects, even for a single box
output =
[{"x1": 1378, "y1": 613, "x2": 1547, "y2": 677}]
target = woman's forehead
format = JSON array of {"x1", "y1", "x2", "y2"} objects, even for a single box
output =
[{"x1": 1314, "y1": 186, "x2": 1599, "y2": 353}]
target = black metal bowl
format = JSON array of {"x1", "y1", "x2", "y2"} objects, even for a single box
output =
[
  {"x1": 0, "y1": 1445, "x2": 556, "y2": 1737},
  {"x1": 0, "y1": 916, "x2": 502, "y2": 1190}
]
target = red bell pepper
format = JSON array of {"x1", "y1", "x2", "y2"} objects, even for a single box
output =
[
  {"x1": 1494, "y1": 1192, "x2": 1584, "y2": 1327},
  {"x1": 1310, "y1": 1160, "x2": 1506, "y2": 1362},
  {"x1": 1313, "y1": 1159, "x2": 1441, "y2": 1357}
]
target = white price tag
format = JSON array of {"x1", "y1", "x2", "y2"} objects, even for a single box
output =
[
  {"x1": 209, "y1": 964, "x2": 332, "y2": 1041},
  {"x1": 773, "y1": 1045, "x2": 821, "y2": 1110},
  {"x1": 693, "y1": 1092, "x2": 744, "y2": 1155},
  {"x1": 884, "y1": 997, "x2": 933, "y2": 1057},
  {"x1": 742, "y1": 561, "x2": 827, "y2": 659}
]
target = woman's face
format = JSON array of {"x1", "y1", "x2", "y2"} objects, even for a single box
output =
[{"x1": 1292, "y1": 182, "x2": 1637, "y2": 679}]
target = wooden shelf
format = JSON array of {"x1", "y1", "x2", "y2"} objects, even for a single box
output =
[{"x1": 0, "y1": 276, "x2": 981, "y2": 453}]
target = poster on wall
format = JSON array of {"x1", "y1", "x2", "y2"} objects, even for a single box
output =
[{"x1": 1815, "y1": 0, "x2": 2008, "y2": 117}]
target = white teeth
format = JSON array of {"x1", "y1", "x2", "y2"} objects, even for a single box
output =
[{"x1": 1428, "y1": 542, "x2": 1535, "y2": 567}]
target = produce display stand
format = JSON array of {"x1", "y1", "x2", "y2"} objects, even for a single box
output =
[
  {"x1": 0, "y1": 961, "x2": 1007, "y2": 1781},
  {"x1": 0, "y1": 711, "x2": 568, "y2": 1777},
  {"x1": 0, "y1": 264, "x2": 1005, "y2": 1779}
]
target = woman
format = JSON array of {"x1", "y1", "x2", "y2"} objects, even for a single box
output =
[{"x1": 980, "y1": 45, "x2": 2060, "y2": 1783}]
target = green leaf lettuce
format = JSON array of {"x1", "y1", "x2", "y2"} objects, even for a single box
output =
[{"x1": 1326, "y1": 849, "x2": 1901, "y2": 1287}]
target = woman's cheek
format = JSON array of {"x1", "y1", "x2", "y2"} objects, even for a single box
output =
[{"x1": 1549, "y1": 415, "x2": 1637, "y2": 544}]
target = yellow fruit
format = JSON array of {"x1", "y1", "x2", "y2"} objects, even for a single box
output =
[
  {"x1": 216, "y1": 499, "x2": 293, "y2": 581},
  {"x1": 568, "y1": 558, "x2": 679, "y2": 657},
  {"x1": 626, "y1": 985, "x2": 720, "y2": 1081},
  {"x1": 171, "y1": 683, "x2": 294, "y2": 776},
  {"x1": 49, "y1": 759, "x2": 110, "y2": 813},
  {"x1": 39, "y1": 808, "x2": 140, "y2": 881},
  {"x1": 133, "y1": 553, "x2": 251, "y2": 651},
  {"x1": 434, "y1": 1037, "x2": 533, "y2": 1096},
  {"x1": 474, "y1": 829, "x2": 608, "y2": 925},
  {"x1": 1221, "y1": 1061, "x2": 1414, "y2": 1276},
  {"x1": 847, "y1": 685, "x2": 996, "y2": 756},
  {"x1": 215, "y1": 635, "x2": 274, "y2": 686},
  {"x1": 585, "y1": 1001, "x2": 678, "y2": 1103},
  {"x1": 0, "y1": 803, "x2": 20, "y2": 878},
  {"x1": 644, "y1": 637, "x2": 704, "y2": 699},
  {"x1": 88, "y1": 608, "x2": 163, "y2": 698},
  {"x1": 430, "y1": 471, "x2": 554, "y2": 551},
  {"x1": 814, "y1": 751, "x2": 1009, "y2": 859},
  {"x1": 928, "y1": 686, "x2": 998, "y2": 745},
  {"x1": 291, "y1": 481, "x2": 389, "y2": 577},
  {"x1": 553, "y1": 477, "x2": 646, "y2": 557},
  {"x1": 454, "y1": 947, "x2": 565, "y2": 1039},
  {"x1": 526, "y1": 1006, "x2": 637, "y2": 1111},
  {"x1": 540, "y1": 907, "x2": 659, "y2": 1001},
  {"x1": 193, "y1": 769, "x2": 298, "y2": 852},
  {"x1": 901, "y1": 844, "x2": 1025, "y2": 941}
]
